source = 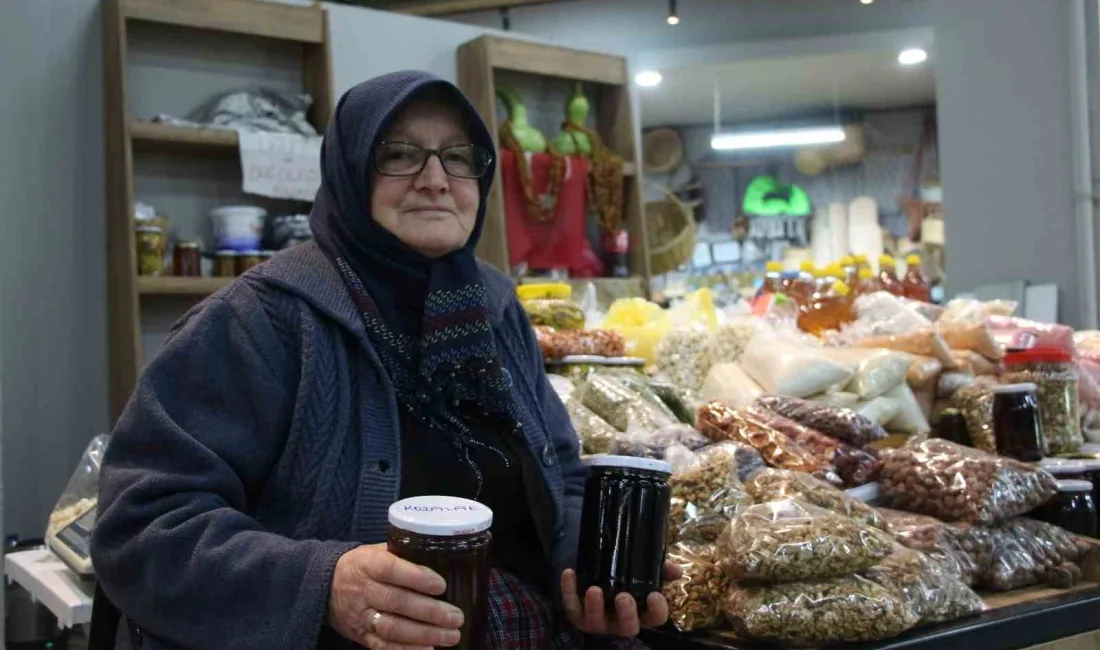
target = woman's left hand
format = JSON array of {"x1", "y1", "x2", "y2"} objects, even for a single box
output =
[{"x1": 560, "y1": 562, "x2": 683, "y2": 637}]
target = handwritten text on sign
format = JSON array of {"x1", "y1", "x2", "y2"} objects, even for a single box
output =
[{"x1": 238, "y1": 131, "x2": 323, "y2": 201}]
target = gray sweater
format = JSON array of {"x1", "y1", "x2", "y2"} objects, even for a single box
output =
[{"x1": 91, "y1": 243, "x2": 587, "y2": 650}]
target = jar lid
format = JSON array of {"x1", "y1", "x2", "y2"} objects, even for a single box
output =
[
  {"x1": 583, "y1": 454, "x2": 673, "y2": 474},
  {"x1": 1004, "y1": 348, "x2": 1073, "y2": 365},
  {"x1": 176, "y1": 241, "x2": 200, "y2": 249},
  {"x1": 215, "y1": 249, "x2": 238, "y2": 256},
  {"x1": 1073, "y1": 458, "x2": 1100, "y2": 470},
  {"x1": 135, "y1": 225, "x2": 163, "y2": 233},
  {"x1": 388, "y1": 496, "x2": 493, "y2": 536},
  {"x1": 1040, "y1": 458, "x2": 1088, "y2": 475},
  {"x1": 991, "y1": 382, "x2": 1038, "y2": 394},
  {"x1": 1056, "y1": 479, "x2": 1094, "y2": 493},
  {"x1": 239, "y1": 249, "x2": 261, "y2": 255}
]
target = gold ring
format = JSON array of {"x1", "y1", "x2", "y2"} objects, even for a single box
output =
[{"x1": 369, "y1": 611, "x2": 384, "y2": 634}]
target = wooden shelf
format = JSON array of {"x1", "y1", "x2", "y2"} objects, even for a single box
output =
[
  {"x1": 122, "y1": 0, "x2": 325, "y2": 44},
  {"x1": 137, "y1": 276, "x2": 234, "y2": 296},
  {"x1": 130, "y1": 121, "x2": 238, "y2": 152}
]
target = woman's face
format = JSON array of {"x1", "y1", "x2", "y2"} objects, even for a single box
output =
[{"x1": 370, "y1": 100, "x2": 481, "y2": 258}]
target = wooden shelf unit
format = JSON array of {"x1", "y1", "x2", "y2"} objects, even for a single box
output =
[
  {"x1": 456, "y1": 36, "x2": 650, "y2": 293},
  {"x1": 103, "y1": 0, "x2": 333, "y2": 422}
]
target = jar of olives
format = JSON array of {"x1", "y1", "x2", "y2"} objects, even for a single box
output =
[{"x1": 1003, "y1": 348, "x2": 1083, "y2": 454}]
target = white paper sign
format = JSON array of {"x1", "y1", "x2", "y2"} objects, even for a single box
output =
[{"x1": 238, "y1": 131, "x2": 322, "y2": 201}]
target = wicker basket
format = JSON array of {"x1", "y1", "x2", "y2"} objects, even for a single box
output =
[
  {"x1": 646, "y1": 188, "x2": 696, "y2": 275},
  {"x1": 642, "y1": 128, "x2": 684, "y2": 174}
]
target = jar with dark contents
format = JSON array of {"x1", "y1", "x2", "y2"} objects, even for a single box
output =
[
  {"x1": 214, "y1": 250, "x2": 237, "y2": 277},
  {"x1": 173, "y1": 241, "x2": 201, "y2": 277},
  {"x1": 936, "y1": 407, "x2": 972, "y2": 447},
  {"x1": 1076, "y1": 459, "x2": 1100, "y2": 522},
  {"x1": 576, "y1": 455, "x2": 672, "y2": 612},
  {"x1": 993, "y1": 383, "x2": 1045, "y2": 462},
  {"x1": 236, "y1": 250, "x2": 262, "y2": 275},
  {"x1": 1031, "y1": 479, "x2": 1098, "y2": 538},
  {"x1": 387, "y1": 496, "x2": 492, "y2": 650}
]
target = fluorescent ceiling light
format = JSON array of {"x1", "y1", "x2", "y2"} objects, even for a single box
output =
[
  {"x1": 711, "y1": 127, "x2": 846, "y2": 151},
  {"x1": 898, "y1": 48, "x2": 928, "y2": 65},
  {"x1": 635, "y1": 71, "x2": 663, "y2": 87},
  {"x1": 860, "y1": 0, "x2": 874, "y2": 4}
]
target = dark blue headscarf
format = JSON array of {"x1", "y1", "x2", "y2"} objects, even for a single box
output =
[{"x1": 309, "y1": 71, "x2": 519, "y2": 471}]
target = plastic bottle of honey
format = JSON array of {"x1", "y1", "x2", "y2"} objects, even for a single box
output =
[
  {"x1": 901, "y1": 254, "x2": 932, "y2": 302},
  {"x1": 789, "y1": 261, "x2": 817, "y2": 305},
  {"x1": 878, "y1": 254, "x2": 902, "y2": 296},
  {"x1": 839, "y1": 255, "x2": 857, "y2": 287},
  {"x1": 798, "y1": 267, "x2": 837, "y2": 335},
  {"x1": 755, "y1": 261, "x2": 783, "y2": 298},
  {"x1": 854, "y1": 267, "x2": 878, "y2": 296},
  {"x1": 853, "y1": 254, "x2": 870, "y2": 275}
]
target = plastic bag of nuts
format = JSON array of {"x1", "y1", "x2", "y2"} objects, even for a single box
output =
[
  {"x1": 754, "y1": 395, "x2": 888, "y2": 447},
  {"x1": 981, "y1": 518, "x2": 1087, "y2": 590},
  {"x1": 876, "y1": 508, "x2": 987, "y2": 586},
  {"x1": 724, "y1": 575, "x2": 919, "y2": 647},
  {"x1": 951, "y1": 378, "x2": 999, "y2": 453},
  {"x1": 860, "y1": 545, "x2": 984, "y2": 624},
  {"x1": 1002, "y1": 349, "x2": 1083, "y2": 454},
  {"x1": 719, "y1": 500, "x2": 895, "y2": 583},
  {"x1": 878, "y1": 439, "x2": 1058, "y2": 524},
  {"x1": 745, "y1": 468, "x2": 885, "y2": 530},
  {"x1": 708, "y1": 318, "x2": 760, "y2": 364},
  {"x1": 664, "y1": 542, "x2": 730, "y2": 632},
  {"x1": 578, "y1": 374, "x2": 676, "y2": 433},
  {"x1": 695, "y1": 402, "x2": 832, "y2": 477},
  {"x1": 668, "y1": 442, "x2": 751, "y2": 544},
  {"x1": 655, "y1": 327, "x2": 713, "y2": 391},
  {"x1": 747, "y1": 406, "x2": 880, "y2": 487},
  {"x1": 611, "y1": 422, "x2": 710, "y2": 459},
  {"x1": 564, "y1": 397, "x2": 616, "y2": 454},
  {"x1": 533, "y1": 327, "x2": 626, "y2": 359}
]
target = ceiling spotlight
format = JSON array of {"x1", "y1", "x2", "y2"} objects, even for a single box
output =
[
  {"x1": 860, "y1": 0, "x2": 874, "y2": 4},
  {"x1": 635, "y1": 71, "x2": 663, "y2": 87},
  {"x1": 898, "y1": 48, "x2": 928, "y2": 65},
  {"x1": 667, "y1": 0, "x2": 679, "y2": 25}
]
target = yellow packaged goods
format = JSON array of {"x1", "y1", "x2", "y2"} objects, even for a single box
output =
[
  {"x1": 719, "y1": 500, "x2": 894, "y2": 583},
  {"x1": 516, "y1": 282, "x2": 571, "y2": 301},
  {"x1": 668, "y1": 443, "x2": 751, "y2": 544},
  {"x1": 860, "y1": 546, "x2": 983, "y2": 624},
  {"x1": 522, "y1": 299, "x2": 585, "y2": 330},
  {"x1": 745, "y1": 468, "x2": 884, "y2": 530},
  {"x1": 724, "y1": 575, "x2": 919, "y2": 647},
  {"x1": 664, "y1": 542, "x2": 729, "y2": 632},
  {"x1": 878, "y1": 439, "x2": 1057, "y2": 524},
  {"x1": 601, "y1": 298, "x2": 670, "y2": 364}
]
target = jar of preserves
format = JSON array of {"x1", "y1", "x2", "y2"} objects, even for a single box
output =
[
  {"x1": 1031, "y1": 479, "x2": 1098, "y2": 538},
  {"x1": 236, "y1": 250, "x2": 262, "y2": 275},
  {"x1": 1076, "y1": 458, "x2": 1100, "y2": 522},
  {"x1": 173, "y1": 241, "x2": 201, "y2": 277},
  {"x1": 1003, "y1": 348, "x2": 1082, "y2": 454},
  {"x1": 387, "y1": 496, "x2": 492, "y2": 650},
  {"x1": 992, "y1": 382, "x2": 1045, "y2": 462},
  {"x1": 576, "y1": 455, "x2": 672, "y2": 612},
  {"x1": 936, "y1": 407, "x2": 972, "y2": 447},
  {"x1": 214, "y1": 250, "x2": 237, "y2": 277},
  {"x1": 136, "y1": 225, "x2": 165, "y2": 276}
]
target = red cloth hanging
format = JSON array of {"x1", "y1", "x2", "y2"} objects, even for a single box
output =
[{"x1": 500, "y1": 150, "x2": 600, "y2": 275}]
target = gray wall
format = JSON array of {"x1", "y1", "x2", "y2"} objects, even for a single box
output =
[
  {"x1": 0, "y1": 0, "x2": 109, "y2": 539},
  {"x1": 932, "y1": 0, "x2": 1082, "y2": 325}
]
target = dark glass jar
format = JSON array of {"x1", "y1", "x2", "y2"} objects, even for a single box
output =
[
  {"x1": 993, "y1": 383, "x2": 1045, "y2": 462},
  {"x1": 576, "y1": 455, "x2": 672, "y2": 613},
  {"x1": 173, "y1": 242, "x2": 201, "y2": 277},
  {"x1": 1031, "y1": 480, "x2": 1098, "y2": 538},
  {"x1": 236, "y1": 250, "x2": 262, "y2": 275},
  {"x1": 936, "y1": 408, "x2": 972, "y2": 447},
  {"x1": 214, "y1": 250, "x2": 237, "y2": 277},
  {"x1": 387, "y1": 497, "x2": 492, "y2": 650}
]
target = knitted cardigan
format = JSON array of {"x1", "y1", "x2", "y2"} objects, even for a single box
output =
[{"x1": 91, "y1": 242, "x2": 587, "y2": 650}]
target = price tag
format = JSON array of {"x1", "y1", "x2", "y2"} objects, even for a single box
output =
[{"x1": 238, "y1": 131, "x2": 323, "y2": 201}]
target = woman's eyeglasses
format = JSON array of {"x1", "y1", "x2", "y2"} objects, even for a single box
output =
[{"x1": 373, "y1": 141, "x2": 493, "y2": 179}]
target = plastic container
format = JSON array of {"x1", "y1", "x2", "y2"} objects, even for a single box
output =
[
  {"x1": 854, "y1": 267, "x2": 877, "y2": 297},
  {"x1": 1002, "y1": 348, "x2": 1082, "y2": 454},
  {"x1": 576, "y1": 455, "x2": 672, "y2": 612},
  {"x1": 779, "y1": 270, "x2": 799, "y2": 296},
  {"x1": 135, "y1": 225, "x2": 165, "y2": 276},
  {"x1": 755, "y1": 261, "x2": 783, "y2": 299},
  {"x1": 901, "y1": 254, "x2": 932, "y2": 302},
  {"x1": 210, "y1": 205, "x2": 265, "y2": 251},
  {"x1": 1031, "y1": 479, "x2": 1098, "y2": 538},
  {"x1": 878, "y1": 254, "x2": 901, "y2": 296},
  {"x1": 387, "y1": 496, "x2": 493, "y2": 650},
  {"x1": 789, "y1": 261, "x2": 817, "y2": 306},
  {"x1": 992, "y1": 383, "x2": 1045, "y2": 462}
]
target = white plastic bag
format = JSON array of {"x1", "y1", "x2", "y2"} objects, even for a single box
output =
[
  {"x1": 47, "y1": 434, "x2": 110, "y2": 576},
  {"x1": 700, "y1": 363, "x2": 763, "y2": 408},
  {"x1": 853, "y1": 292, "x2": 933, "y2": 335},
  {"x1": 857, "y1": 396, "x2": 901, "y2": 425},
  {"x1": 822, "y1": 348, "x2": 911, "y2": 399},
  {"x1": 740, "y1": 335, "x2": 853, "y2": 398},
  {"x1": 884, "y1": 383, "x2": 931, "y2": 434}
]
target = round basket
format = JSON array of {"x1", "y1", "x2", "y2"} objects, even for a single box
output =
[
  {"x1": 646, "y1": 188, "x2": 696, "y2": 275},
  {"x1": 642, "y1": 128, "x2": 684, "y2": 174}
]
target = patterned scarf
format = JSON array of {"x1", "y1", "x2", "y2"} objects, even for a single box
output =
[{"x1": 309, "y1": 71, "x2": 520, "y2": 494}]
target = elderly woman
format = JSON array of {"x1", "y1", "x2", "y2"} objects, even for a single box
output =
[{"x1": 92, "y1": 71, "x2": 675, "y2": 650}]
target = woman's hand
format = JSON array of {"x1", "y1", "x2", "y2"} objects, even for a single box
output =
[
  {"x1": 329, "y1": 544, "x2": 465, "y2": 649},
  {"x1": 560, "y1": 562, "x2": 684, "y2": 638}
]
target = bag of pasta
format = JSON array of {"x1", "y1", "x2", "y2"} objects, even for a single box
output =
[
  {"x1": 860, "y1": 546, "x2": 983, "y2": 624},
  {"x1": 878, "y1": 439, "x2": 1057, "y2": 524},
  {"x1": 664, "y1": 542, "x2": 730, "y2": 632},
  {"x1": 577, "y1": 374, "x2": 675, "y2": 433},
  {"x1": 724, "y1": 575, "x2": 918, "y2": 647},
  {"x1": 719, "y1": 500, "x2": 894, "y2": 583},
  {"x1": 668, "y1": 443, "x2": 751, "y2": 544},
  {"x1": 754, "y1": 395, "x2": 887, "y2": 447},
  {"x1": 745, "y1": 468, "x2": 884, "y2": 530},
  {"x1": 564, "y1": 397, "x2": 616, "y2": 454},
  {"x1": 746, "y1": 406, "x2": 879, "y2": 487},
  {"x1": 695, "y1": 402, "x2": 831, "y2": 476}
]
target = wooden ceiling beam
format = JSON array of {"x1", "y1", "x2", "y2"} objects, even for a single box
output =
[{"x1": 378, "y1": 0, "x2": 577, "y2": 17}]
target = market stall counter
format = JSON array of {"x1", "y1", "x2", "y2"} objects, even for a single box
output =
[{"x1": 642, "y1": 583, "x2": 1100, "y2": 650}]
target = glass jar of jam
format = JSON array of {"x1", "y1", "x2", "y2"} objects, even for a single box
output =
[
  {"x1": 173, "y1": 241, "x2": 201, "y2": 277},
  {"x1": 936, "y1": 407, "x2": 972, "y2": 447},
  {"x1": 993, "y1": 382, "x2": 1046, "y2": 462},
  {"x1": 1076, "y1": 458, "x2": 1100, "y2": 523},
  {"x1": 214, "y1": 250, "x2": 237, "y2": 277},
  {"x1": 387, "y1": 496, "x2": 492, "y2": 650},
  {"x1": 576, "y1": 455, "x2": 672, "y2": 613},
  {"x1": 236, "y1": 250, "x2": 262, "y2": 275},
  {"x1": 136, "y1": 226, "x2": 165, "y2": 276},
  {"x1": 1031, "y1": 479, "x2": 1098, "y2": 538}
]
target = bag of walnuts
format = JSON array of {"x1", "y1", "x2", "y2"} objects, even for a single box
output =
[
  {"x1": 664, "y1": 542, "x2": 730, "y2": 632},
  {"x1": 745, "y1": 468, "x2": 885, "y2": 530},
  {"x1": 724, "y1": 575, "x2": 918, "y2": 647},
  {"x1": 719, "y1": 500, "x2": 894, "y2": 583},
  {"x1": 878, "y1": 439, "x2": 1057, "y2": 524},
  {"x1": 668, "y1": 443, "x2": 751, "y2": 544},
  {"x1": 860, "y1": 546, "x2": 984, "y2": 624}
]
